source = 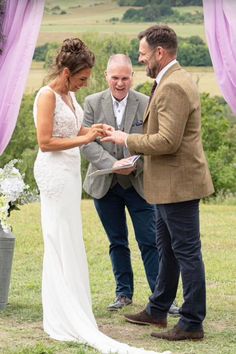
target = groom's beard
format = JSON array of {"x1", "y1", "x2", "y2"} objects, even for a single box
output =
[{"x1": 146, "y1": 62, "x2": 159, "y2": 79}]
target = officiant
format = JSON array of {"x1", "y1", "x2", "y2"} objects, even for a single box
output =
[{"x1": 81, "y1": 54, "x2": 179, "y2": 315}]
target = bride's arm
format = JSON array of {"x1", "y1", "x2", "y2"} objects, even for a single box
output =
[
  {"x1": 36, "y1": 91, "x2": 103, "y2": 152},
  {"x1": 79, "y1": 126, "x2": 89, "y2": 135}
]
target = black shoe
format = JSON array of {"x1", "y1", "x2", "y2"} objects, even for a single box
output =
[
  {"x1": 107, "y1": 295, "x2": 132, "y2": 311},
  {"x1": 125, "y1": 309, "x2": 167, "y2": 327},
  {"x1": 168, "y1": 300, "x2": 180, "y2": 317},
  {"x1": 151, "y1": 324, "x2": 204, "y2": 341}
]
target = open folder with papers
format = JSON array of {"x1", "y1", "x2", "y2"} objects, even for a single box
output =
[{"x1": 88, "y1": 155, "x2": 140, "y2": 177}]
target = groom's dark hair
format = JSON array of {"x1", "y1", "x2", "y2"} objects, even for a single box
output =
[{"x1": 138, "y1": 25, "x2": 178, "y2": 55}]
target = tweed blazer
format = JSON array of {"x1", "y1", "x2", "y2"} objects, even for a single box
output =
[
  {"x1": 127, "y1": 63, "x2": 214, "y2": 204},
  {"x1": 81, "y1": 89, "x2": 148, "y2": 199}
]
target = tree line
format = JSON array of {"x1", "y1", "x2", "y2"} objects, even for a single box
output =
[
  {"x1": 34, "y1": 34, "x2": 212, "y2": 68},
  {"x1": 129, "y1": 36, "x2": 211, "y2": 66},
  {"x1": 118, "y1": 0, "x2": 203, "y2": 23}
]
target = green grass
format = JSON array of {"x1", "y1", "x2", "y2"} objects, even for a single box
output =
[{"x1": 1, "y1": 201, "x2": 236, "y2": 354}]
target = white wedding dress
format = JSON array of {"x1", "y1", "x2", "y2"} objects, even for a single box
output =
[{"x1": 33, "y1": 86, "x2": 171, "y2": 354}]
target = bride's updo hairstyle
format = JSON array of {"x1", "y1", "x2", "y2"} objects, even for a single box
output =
[{"x1": 48, "y1": 38, "x2": 95, "y2": 79}]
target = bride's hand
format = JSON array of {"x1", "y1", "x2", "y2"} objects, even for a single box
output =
[
  {"x1": 92, "y1": 123, "x2": 115, "y2": 136},
  {"x1": 92, "y1": 123, "x2": 115, "y2": 135},
  {"x1": 85, "y1": 127, "x2": 104, "y2": 143}
]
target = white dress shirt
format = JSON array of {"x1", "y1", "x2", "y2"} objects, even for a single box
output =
[
  {"x1": 155, "y1": 59, "x2": 177, "y2": 86},
  {"x1": 111, "y1": 94, "x2": 128, "y2": 129}
]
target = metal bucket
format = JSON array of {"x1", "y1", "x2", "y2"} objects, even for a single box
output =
[{"x1": 0, "y1": 226, "x2": 15, "y2": 310}]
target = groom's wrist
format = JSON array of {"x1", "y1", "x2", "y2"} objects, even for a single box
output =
[
  {"x1": 124, "y1": 136, "x2": 128, "y2": 147},
  {"x1": 124, "y1": 133, "x2": 129, "y2": 147}
]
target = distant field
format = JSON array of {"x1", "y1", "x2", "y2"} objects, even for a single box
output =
[
  {"x1": 134, "y1": 66, "x2": 222, "y2": 97},
  {"x1": 25, "y1": 62, "x2": 46, "y2": 94},
  {"x1": 30, "y1": 2, "x2": 218, "y2": 96},
  {"x1": 175, "y1": 5, "x2": 203, "y2": 14},
  {"x1": 26, "y1": 62, "x2": 222, "y2": 97},
  {"x1": 37, "y1": 1, "x2": 206, "y2": 45}
]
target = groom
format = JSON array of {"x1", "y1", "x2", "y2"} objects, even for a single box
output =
[
  {"x1": 81, "y1": 54, "x2": 179, "y2": 315},
  {"x1": 102, "y1": 26, "x2": 214, "y2": 341}
]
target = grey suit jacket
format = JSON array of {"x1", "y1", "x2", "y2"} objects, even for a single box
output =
[{"x1": 81, "y1": 89, "x2": 148, "y2": 199}]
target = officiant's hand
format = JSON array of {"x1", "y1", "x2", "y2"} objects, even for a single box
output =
[
  {"x1": 112, "y1": 159, "x2": 136, "y2": 175},
  {"x1": 113, "y1": 167, "x2": 135, "y2": 175},
  {"x1": 101, "y1": 130, "x2": 128, "y2": 145}
]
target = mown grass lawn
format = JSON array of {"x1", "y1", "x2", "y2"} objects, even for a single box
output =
[{"x1": 0, "y1": 201, "x2": 236, "y2": 354}]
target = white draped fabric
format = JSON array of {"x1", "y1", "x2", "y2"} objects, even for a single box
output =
[{"x1": 0, "y1": 0, "x2": 44, "y2": 154}]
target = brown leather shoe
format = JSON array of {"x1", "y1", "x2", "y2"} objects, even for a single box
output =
[
  {"x1": 125, "y1": 310, "x2": 167, "y2": 328},
  {"x1": 151, "y1": 324, "x2": 204, "y2": 341}
]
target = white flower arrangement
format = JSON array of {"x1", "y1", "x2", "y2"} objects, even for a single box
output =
[{"x1": 0, "y1": 160, "x2": 29, "y2": 233}]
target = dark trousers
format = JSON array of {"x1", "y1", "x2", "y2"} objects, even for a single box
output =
[
  {"x1": 146, "y1": 199, "x2": 206, "y2": 331},
  {"x1": 94, "y1": 184, "x2": 159, "y2": 299}
]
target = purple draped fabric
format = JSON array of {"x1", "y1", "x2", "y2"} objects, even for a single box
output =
[
  {"x1": 203, "y1": 0, "x2": 236, "y2": 114},
  {"x1": 0, "y1": 0, "x2": 44, "y2": 155}
]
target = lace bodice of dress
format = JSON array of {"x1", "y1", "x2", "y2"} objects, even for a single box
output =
[
  {"x1": 33, "y1": 86, "x2": 83, "y2": 199},
  {"x1": 33, "y1": 86, "x2": 83, "y2": 137}
]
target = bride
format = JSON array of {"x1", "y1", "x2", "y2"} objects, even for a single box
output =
[{"x1": 33, "y1": 37, "x2": 170, "y2": 354}]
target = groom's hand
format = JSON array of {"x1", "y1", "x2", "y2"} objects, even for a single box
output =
[{"x1": 101, "y1": 130, "x2": 128, "y2": 146}]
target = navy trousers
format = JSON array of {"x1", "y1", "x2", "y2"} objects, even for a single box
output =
[
  {"x1": 94, "y1": 184, "x2": 159, "y2": 299},
  {"x1": 146, "y1": 199, "x2": 206, "y2": 331}
]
